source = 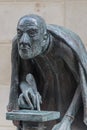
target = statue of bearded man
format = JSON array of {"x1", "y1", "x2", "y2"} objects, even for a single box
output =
[{"x1": 7, "y1": 14, "x2": 87, "y2": 130}]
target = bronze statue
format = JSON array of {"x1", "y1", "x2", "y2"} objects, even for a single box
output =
[{"x1": 7, "y1": 14, "x2": 87, "y2": 130}]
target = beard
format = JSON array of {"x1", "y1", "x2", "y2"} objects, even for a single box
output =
[
  {"x1": 18, "y1": 37, "x2": 49, "y2": 59},
  {"x1": 18, "y1": 45, "x2": 43, "y2": 59}
]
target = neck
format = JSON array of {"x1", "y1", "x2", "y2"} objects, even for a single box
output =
[{"x1": 41, "y1": 34, "x2": 52, "y2": 55}]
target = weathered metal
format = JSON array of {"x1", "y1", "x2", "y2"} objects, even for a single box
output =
[
  {"x1": 6, "y1": 110, "x2": 60, "y2": 122},
  {"x1": 7, "y1": 14, "x2": 87, "y2": 130}
]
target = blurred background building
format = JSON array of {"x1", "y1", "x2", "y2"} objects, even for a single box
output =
[{"x1": 0, "y1": 0, "x2": 87, "y2": 129}]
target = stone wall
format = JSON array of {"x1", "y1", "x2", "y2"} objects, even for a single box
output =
[{"x1": 0, "y1": 0, "x2": 87, "y2": 129}]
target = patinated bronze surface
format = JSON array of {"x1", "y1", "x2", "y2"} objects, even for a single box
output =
[{"x1": 7, "y1": 14, "x2": 87, "y2": 130}]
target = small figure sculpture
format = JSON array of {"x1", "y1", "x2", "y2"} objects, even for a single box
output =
[
  {"x1": 7, "y1": 14, "x2": 87, "y2": 130},
  {"x1": 18, "y1": 73, "x2": 42, "y2": 110}
]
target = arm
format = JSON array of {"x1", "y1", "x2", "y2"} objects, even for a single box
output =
[
  {"x1": 7, "y1": 37, "x2": 19, "y2": 111},
  {"x1": 63, "y1": 85, "x2": 81, "y2": 122},
  {"x1": 79, "y1": 63, "x2": 87, "y2": 125},
  {"x1": 60, "y1": 41, "x2": 82, "y2": 121},
  {"x1": 53, "y1": 42, "x2": 82, "y2": 130},
  {"x1": 52, "y1": 86, "x2": 81, "y2": 130}
]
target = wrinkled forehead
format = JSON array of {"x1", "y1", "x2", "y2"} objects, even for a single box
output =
[{"x1": 17, "y1": 17, "x2": 40, "y2": 30}]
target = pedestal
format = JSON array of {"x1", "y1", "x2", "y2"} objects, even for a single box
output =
[
  {"x1": 6, "y1": 110, "x2": 60, "y2": 130},
  {"x1": 23, "y1": 122, "x2": 46, "y2": 130}
]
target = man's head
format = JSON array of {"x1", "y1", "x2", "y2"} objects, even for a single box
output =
[{"x1": 17, "y1": 14, "x2": 49, "y2": 59}]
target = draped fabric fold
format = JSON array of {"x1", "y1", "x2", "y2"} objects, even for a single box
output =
[{"x1": 47, "y1": 24, "x2": 87, "y2": 125}]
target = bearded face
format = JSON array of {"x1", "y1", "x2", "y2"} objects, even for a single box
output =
[{"x1": 17, "y1": 16, "x2": 48, "y2": 59}]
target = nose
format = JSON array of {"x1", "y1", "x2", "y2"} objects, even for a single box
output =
[{"x1": 20, "y1": 33, "x2": 31, "y2": 47}]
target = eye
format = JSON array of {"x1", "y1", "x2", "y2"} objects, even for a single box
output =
[
  {"x1": 27, "y1": 29, "x2": 38, "y2": 37},
  {"x1": 17, "y1": 29, "x2": 23, "y2": 37}
]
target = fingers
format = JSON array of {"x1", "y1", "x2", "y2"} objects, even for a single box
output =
[
  {"x1": 7, "y1": 105, "x2": 12, "y2": 112},
  {"x1": 7, "y1": 104, "x2": 19, "y2": 112}
]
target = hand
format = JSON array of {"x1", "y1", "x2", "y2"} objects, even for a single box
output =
[
  {"x1": 52, "y1": 117, "x2": 72, "y2": 130},
  {"x1": 7, "y1": 103, "x2": 19, "y2": 112},
  {"x1": 18, "y1": 87, "x2": 42, "y2": 110},
  {"x1": 7, "y1": 104, "x2": 20, "y2": 127}
]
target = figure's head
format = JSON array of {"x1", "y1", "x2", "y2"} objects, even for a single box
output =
[{"x1": 17, "y1": 14, "x2": 49, "y2": 59}]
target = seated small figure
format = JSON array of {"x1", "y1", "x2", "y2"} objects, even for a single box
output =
[{"x1": 18, "y1": 73, "x2": 42, "y2": 110}]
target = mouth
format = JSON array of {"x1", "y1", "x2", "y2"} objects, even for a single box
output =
[
  {"x1": 20, "y1": 48, "x2": 29, "y2": 54},
  {"x1": 19, "y1": 43, "x2": 31, "y2": 49},
  {"x1": 21, "y1": 48, "x2": 27, "y2": 53},
  {"x1": 20, "y1": 46, "x2": 31, "y2": 50}
]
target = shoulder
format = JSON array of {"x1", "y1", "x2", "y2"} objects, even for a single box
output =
[{"x1": 53, "y1": 38, "x2": 75, "y2": 60}]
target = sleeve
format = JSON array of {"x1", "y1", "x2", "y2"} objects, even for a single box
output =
[
  {"x1": 7, "y1": 36, "x2": 19, "y2": 111},
  {"x1": 56, "y1": 40, "x2": 80, "y2": 83}
]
